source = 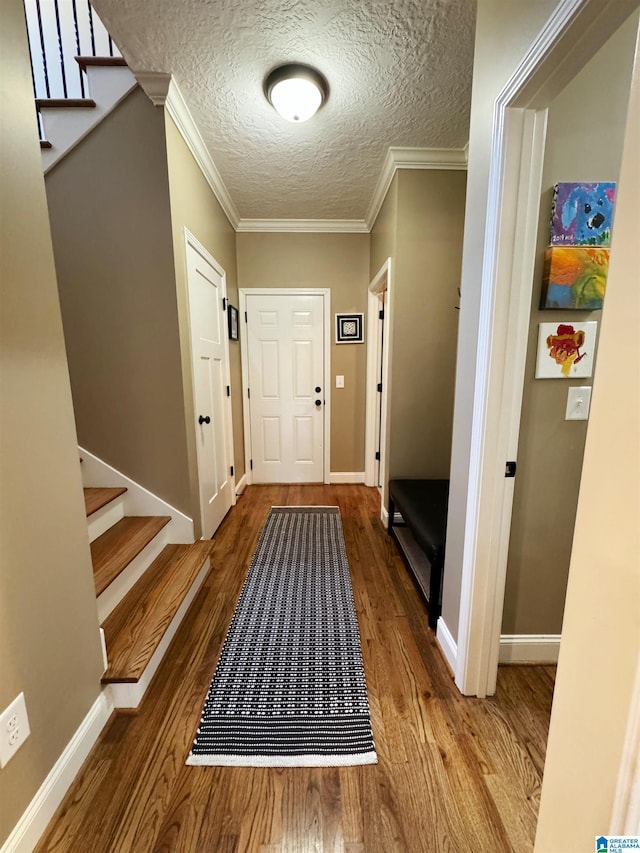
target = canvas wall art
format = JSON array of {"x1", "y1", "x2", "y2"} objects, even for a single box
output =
[
  {"x1": 541, "y1": 246, "x2": 610, "y2": 310},
  {"x1": 535, "y1": 321, "x2": 597, "y2": 379},
  {"x1": 549, "y1": 182, "x2": 616, "y2": 246}
]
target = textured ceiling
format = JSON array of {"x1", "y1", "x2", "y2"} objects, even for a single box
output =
[{"x1": 93, "y1": 0, "x2": 477, "y2": 221}]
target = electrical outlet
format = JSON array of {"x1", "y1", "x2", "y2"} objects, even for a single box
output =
[{"x1": 0, "y1": 693, "x2": 30, "y2": 768}]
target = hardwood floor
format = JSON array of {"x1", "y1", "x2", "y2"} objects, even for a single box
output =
[{"x1": 37, "y1": 485, "x2": 555, "y2": 853}]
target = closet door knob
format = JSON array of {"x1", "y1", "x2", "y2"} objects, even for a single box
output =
[{"x1": 198, "y1": 415, "x2": 211, "y2": 425}]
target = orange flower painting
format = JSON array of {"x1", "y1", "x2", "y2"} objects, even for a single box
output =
[
  {"x1": 536, "y1": 322, "x2": 597, "y2": 379},
  {"x1": 541, "y1": 246, "x2": 610, "y2": 310}
]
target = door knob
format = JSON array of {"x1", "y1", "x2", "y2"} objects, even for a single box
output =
[
  {"x1": 315, "y1": 400, "x2": 322, "y2": 407},
  {"x1": 198, "y1": 415, "x2": 211, "y2": 425},
  {"x1": 315, "y1": 386, "x2": 321, "y2": 393}
]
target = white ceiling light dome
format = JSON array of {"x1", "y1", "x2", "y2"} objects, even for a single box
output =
[{"x1": 265, "y1": 64, "x2": 328, "y2": 123}]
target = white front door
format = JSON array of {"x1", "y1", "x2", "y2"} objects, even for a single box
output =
[
  {"x1": 246, "y1": 292, "x2": 325, "y2": 483},
  {"x1": 186, "y1": 236, "x2": 233, "y2": 537}
]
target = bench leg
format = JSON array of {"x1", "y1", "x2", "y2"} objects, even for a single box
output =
[
  {"x1": 428, "y1": 558, "x2": 443, "y2": 630},
  {"x1": 387, "y1": 496, "x2": 395, "y2": 535}
]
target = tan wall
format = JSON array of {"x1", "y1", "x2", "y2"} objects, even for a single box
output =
[
  {"x1": 0, "y1": 0, "x2": 104, "y2": 842},
  {"x1": 45, "y1": 88, "x2": 192, "y2": 513},
  {"x1": 236, "y1": 232, "x2": 370, "y2": 473},
  {"x1": 370, "y1": 174, "x2": 398, "y2": 279},
  {"x1": 164, "y1": 116, "x2": 244, "y2": 525},
  {"x1": 389, "y1": 170, "x2": 466, "y2": 481},
  {"x1": 535, "y1": 29, "x2": 639, "y2": 847},
  {"x1": 442, "y1": 0, "x2": 560, "y2": 641},
  {"x1": 502, "y1": 12, "x2": 639, "y2": 635}
]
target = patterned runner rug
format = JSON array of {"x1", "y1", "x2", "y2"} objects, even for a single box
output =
[{"x1": 187, "y1": 506, "x2": 377, "y2": 767}]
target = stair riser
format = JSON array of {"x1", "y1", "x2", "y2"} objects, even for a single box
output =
[
  {"x1": 88, "y1": 497, "x2": 125, "y2": 543},
  {"x1": 108, "y1": 557, "x2": 210, "y2": 709},
  {"x1": 97, "y1": 526, "x2": 171, "y2": 622}
]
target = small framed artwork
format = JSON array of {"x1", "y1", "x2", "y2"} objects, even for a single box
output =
[
  {"x1": 227, "y1": 304, "x2": 239, "y2": 341},
  {"x1": 535, "y1": 321, "x2": 597, "y2": 379},
  {"x1": 540, "y1": 246, "x2": 610, "y2": 310},
  {"x1": 336, "y1": 313, "x2": 364, "y2": 344}
]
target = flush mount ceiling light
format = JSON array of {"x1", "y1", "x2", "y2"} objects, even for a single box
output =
[{"x1": 264, "y1": 64, "x2": 328, "y2": 123}]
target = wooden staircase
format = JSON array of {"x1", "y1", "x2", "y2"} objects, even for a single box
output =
[{"x1": 84, "y1": 487, "x2": 211, "y2": 709}]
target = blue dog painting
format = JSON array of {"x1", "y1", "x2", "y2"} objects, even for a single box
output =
[{"x1": 549, "y1": 182, "x2": 616, "y2": 247}]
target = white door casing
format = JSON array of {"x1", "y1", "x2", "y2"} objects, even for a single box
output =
[
  {"x1": 185, "y1": 231, "x2": 234, "y2": 538},
  {"x1": 450, "y1": 0, "x2": 639, "y2": 698},
  {"x1": 240, "y1": 289, "x2": 330, "y2": 484},
  {"x1": 365, "y1": 259, "x2": 393, "y2": 513}
]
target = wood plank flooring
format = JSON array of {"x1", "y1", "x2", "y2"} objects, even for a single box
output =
[{"x1": 37, "y1": 485, "x2": 555, "y2": 853}]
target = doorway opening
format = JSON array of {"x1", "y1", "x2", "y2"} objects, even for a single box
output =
[{"x1": 365, "y1": 259, "x2": 392, "y2": 513}]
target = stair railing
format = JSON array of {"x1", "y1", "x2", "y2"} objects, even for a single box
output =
[{"x1": 23, "y1": 0, "x2": 121, "y2": 101}]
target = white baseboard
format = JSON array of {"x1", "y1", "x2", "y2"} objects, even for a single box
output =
[
  {"x1": 79, "y1": 446, "x2": 194, "y2": 543},
  {"x1": 235, "y1": 473, "x2": 248, "y2": 495},
  {"x1": 499, "y1": 634, "x2": 561, "y2": 664},
  {"x1": 1, "y1": 692, "x2": 113, "y2": 853},
  {"x1": 329, "y1": 472, "x2": 365, "y2": 484},
  {"x1": 436, "y1": 617, "x2": 458, "y2": 675}
]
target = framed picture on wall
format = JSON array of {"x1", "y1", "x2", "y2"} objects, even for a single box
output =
[
  {"x1": 535, "y1": 321, "x2": 597, "y2": 379},
  {"x1": 335, "y1": 313, "x2": 364, "y2": 344},
  {"x1": 228, "y1": 304, "x2": 239, "y2": 341}
]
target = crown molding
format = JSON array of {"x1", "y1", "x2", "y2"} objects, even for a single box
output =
[
  {"x1": 365, "y1": 146, "x2": 468, "y2": 230},
  {"x1": 129, "y1": 81, "x2": 466, "y2": 236},
  {"x1": 135, "y1": 71, "x2": 240, "y2": 229},
  {"x1": 236, "y1": 218, "x2": 369, "y2": 234},
  {"x1": 134, "y1": 70, "x2": 171, "y2": 105}
]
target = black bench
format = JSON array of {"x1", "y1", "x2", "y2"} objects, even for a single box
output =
[{"x1": 387, "y1": 479, "x2": 449, "y2": 630}]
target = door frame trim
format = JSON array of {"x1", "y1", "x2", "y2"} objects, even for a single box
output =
[
  {"x1": 184, "y1": 229, "x2": 236, "y2": 537},
  {"x1": 239, "y1": 288, "x2": 331, "y2": 485},
  {"x1": 364, "y1": 259, "x2": 392, "y2": 508},
  {"x1": 450, "y1": 0, "x2": 639, "y2": 697}
]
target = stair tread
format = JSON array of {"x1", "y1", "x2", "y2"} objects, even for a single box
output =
[
  {"x1": 91, "y1": 516, "x2": 170, "y2": 596},
  {"x1": 75, "y1": 56, "x2": 127, "y2": 71},
  {"x1": 84, "y1": 486, "x2": 127, "y2": 517},
  {"x1": 101, "y1": 541, "x2": 212, "y2": 683},
  {"x1": 36, "y1": 98, "x2": 96, "y2": 109}
]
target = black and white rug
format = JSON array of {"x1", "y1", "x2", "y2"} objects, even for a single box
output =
[{"x1": 187, "y1": 506, "x2": 377, "y2": 767}]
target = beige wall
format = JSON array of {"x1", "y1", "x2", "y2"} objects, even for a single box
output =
[
  {"x1": 502, "y1": 12, "x2": 639, "y2": 635},
  {"x1": 442, "y1": 0, "x2": 560, "y2": 641},
  {"x1": 0, "y1": 0, "x2": 104, "y2": 842},
  {"x1": 165, "y1": 116, "x2": 244, "y2": 525},
  {"x1": 236, "y1": 232, "x2": 370, "y2": 473},
  {"x1": 45, "y1": 87, "x2": 192, "y2": 513},
  {"x1": 389, "y1": 170, "x2": 466, "y2": 481},
  {"x1": 535, "y1": 28, "x2": 639, "y2": 847},
  {"x1": 370, "y1": 174, "x2": 398, "y2": 279}
]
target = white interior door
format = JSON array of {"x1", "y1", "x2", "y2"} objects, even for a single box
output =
[
  {"x1": 246, "y1": 292, "x2": 325, "y2": 483},
  {"x1": 186, "y1": 236, "x2": 233, "y2": 538}
]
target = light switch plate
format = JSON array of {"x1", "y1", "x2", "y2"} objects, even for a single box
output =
[
  {"x1": 335, "y1": 375, "x2": 345, "y2": 388},
  {"x1": 566, "y1": 386, "x2": 592, "y2": 420}
]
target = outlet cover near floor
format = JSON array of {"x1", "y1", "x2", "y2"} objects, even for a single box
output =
[{"x1": 0, "y1": 692, "x2": 31, "y2": 768}]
